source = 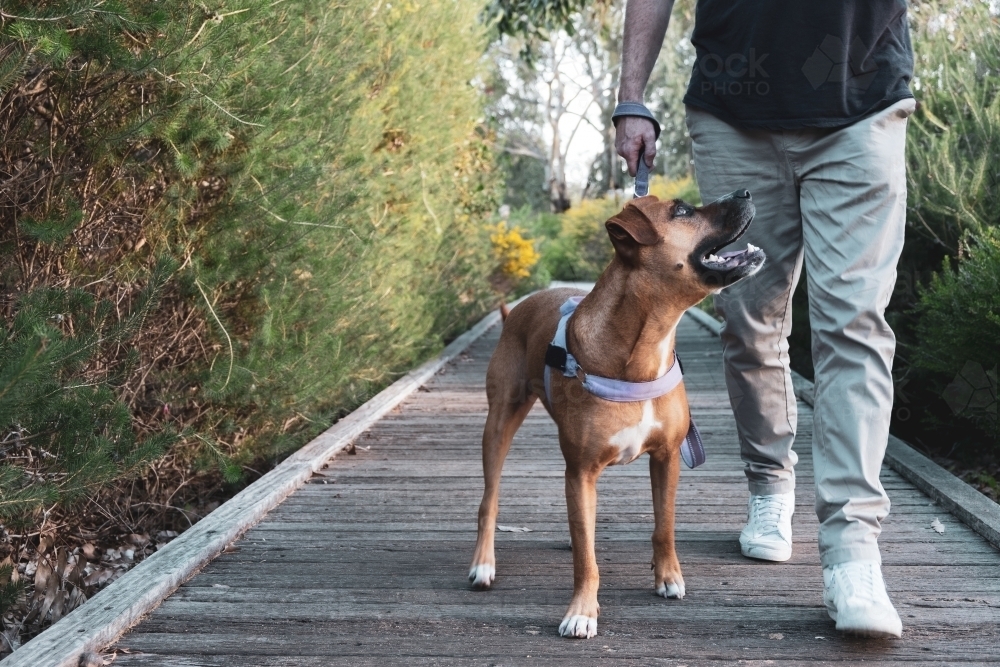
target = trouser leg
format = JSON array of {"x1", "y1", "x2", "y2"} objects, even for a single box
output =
[
  {"x1": 794, "y1": 99, "x2": 915, "y2": 567},
  {"x1": 686, "y1": 105, "x2": 801, "y2": 495}
]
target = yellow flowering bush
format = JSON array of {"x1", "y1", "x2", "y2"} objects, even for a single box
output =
[{"x1": 491, "y1": 221, "x2": 540, "y2": 279}]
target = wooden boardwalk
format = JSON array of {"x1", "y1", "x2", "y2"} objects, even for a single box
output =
[{"x1": 109, "y1": 316, "x2": 1000, "y2": 665}]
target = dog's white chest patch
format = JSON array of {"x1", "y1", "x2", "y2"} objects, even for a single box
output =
[{"x1": 609, "y1": 400, "x2": 662, "y2": 464}]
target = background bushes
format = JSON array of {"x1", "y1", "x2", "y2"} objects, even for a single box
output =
[
  {"x1": 886, "y1": 1, "x2": 998, "y2": 459},
  {"x1": 0, "y1": 0, "x2": 499, "y2": 548},
  {"x1": 912, "y1": 228, "x2": 999, "y2": 445}
]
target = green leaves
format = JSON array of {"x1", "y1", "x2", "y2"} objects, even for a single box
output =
[
  {"x1": 0, "y1": 260, "x2": 176, "y2": 523},
  {"x1": 17, "y1": 206, "x2": 82, "y2": 244},
  {"x1": 0, "y1": 0, "x2": 497, "y2": 539},
  {"x1": 913, "y1": 228, "x2": 1000, "y2": 447},
  {"x1": 0, "y1": 2, "x2": 162, "y2": 68},
  {"x1": 484, "y1": 0, "x2": 594, "y2": 40},
  {"x1": 906, "y1": 2, "x2": 1000, "y2": 252}
]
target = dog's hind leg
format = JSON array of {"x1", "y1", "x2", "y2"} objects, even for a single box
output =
[
  {"x1": 650, "y1": 446, "x2": 685, "y2": 599},
  {"x1": 469, "y1": 365, "x2": 535, "y2": 590}
]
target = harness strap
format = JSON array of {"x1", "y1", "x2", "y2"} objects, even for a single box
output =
[{"x1": 543, "y1": 297, "x2": 706, "y2": 469}]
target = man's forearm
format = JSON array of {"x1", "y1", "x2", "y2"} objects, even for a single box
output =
[{"x1": 619, "y1": 0, "x2": 674, "y2": 103}]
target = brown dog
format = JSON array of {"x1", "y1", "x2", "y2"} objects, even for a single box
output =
[{"x1": 468, "y1": 190, "x2": 764, "y2": 638}]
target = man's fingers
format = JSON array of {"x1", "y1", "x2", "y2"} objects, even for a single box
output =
[
  {"x1": 614, "y1": 116, "x2": 657, "y2": 177},
  {"x1": 625, "y1": 144, "x2": 640, "y2": 178},
  {"x1": 643, "y1": 138, "x2": 657, "y2": 168}
]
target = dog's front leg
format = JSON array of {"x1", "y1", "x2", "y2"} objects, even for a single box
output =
[
  {"x1": 650, "y1": 446, "x2": 685, "y2": 599},
  {"x1": 470, "y1": 395, "x2": 535, "y2": 590},
  {"x1": 559, "y1": 464, "x2": 601, "y2": 639}
]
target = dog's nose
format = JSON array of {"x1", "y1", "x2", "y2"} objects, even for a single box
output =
[{"x1": 736, "y1": 189, "x2": 751, "y2": 200}]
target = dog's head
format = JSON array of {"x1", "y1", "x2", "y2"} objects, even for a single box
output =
[{"x1": 605, "y1": 190, "x2": 765, "y2": 300}]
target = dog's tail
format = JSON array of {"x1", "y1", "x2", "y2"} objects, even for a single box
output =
[{"x1": 499, "y1": 302, "x2": 510, "y2": 321}]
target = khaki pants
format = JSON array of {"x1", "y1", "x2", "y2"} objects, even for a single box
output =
[{"x1": 686, "y1": 98, "x2": 916, "y2": 567}]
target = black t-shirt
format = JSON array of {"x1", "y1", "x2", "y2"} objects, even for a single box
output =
[{"x1": 683, "y1": 0, "x2": 914, "y2": 129}]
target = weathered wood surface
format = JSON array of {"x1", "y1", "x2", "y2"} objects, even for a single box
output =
[
  {"x1": 1, "y1": 310, "x2": 508, "y2": 667},
  {"x1": 108, "y1": 316, "x2": 1000, "y2": 665}
]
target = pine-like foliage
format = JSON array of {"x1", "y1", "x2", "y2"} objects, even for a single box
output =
[
  {"x1": 1, "y1": 0, "x2": 501, "y2": 554},
  {"x1": 0, "y1": 262, "x2": 176, "y2": 524},
  {"x1": 913, "y1": 229, "x2": 1000, "y2": 449},
  {"x1": 906, "y1": 1, "x2": 1000, "y2": 252},
  {"x1": 1, "y1": 3, "x2": 179, "y2": 526}
]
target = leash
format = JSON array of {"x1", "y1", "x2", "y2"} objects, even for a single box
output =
[{"x1": 543, "y1": 297, "x2": 706, "y2": 468}]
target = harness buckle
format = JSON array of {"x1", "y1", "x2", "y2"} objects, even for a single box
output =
[{"x1": 545, "y1": 344, "x2": 567, "y2": 371}]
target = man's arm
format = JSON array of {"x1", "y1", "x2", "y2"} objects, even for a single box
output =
[{"x1": 616, "y1": 0, "x2": 674, "y2": 176}]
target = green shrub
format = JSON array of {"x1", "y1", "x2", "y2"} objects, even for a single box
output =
[
  {"x1": 0, "y1": 262, "x2": 177, "y2": 525},
  {"x1": 906, "y1": 1, "x2": 1000, "y2": 253},
  {"x1": 0, "y1": 0, "x2": 499, "y2": 536},
  {"x1": 912, "y1": 228, "x2": 1000, "y2": 447}
]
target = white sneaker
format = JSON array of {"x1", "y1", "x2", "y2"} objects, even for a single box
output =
[
  {"x1": 823, "y1": 560, "x2": 902, "y2": 638},
  {"x1": 739, "y1": 492, "x2": 794, "y2": 562}
]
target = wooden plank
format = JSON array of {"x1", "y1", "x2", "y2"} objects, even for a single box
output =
[
  {"x1": 883, "y1": 435, "x2": 1000, "y2": 551},
  {"x1": 0, "y1": 305, "x2": 513, "y2": 667},
  {"x1": 90, "y1": 296, "x2": 1000, "y2": 664},
  {"x1": 107, "y1": 659, "x2": 985, "y2": 667}
]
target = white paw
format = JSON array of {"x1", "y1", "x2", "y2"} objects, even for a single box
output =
[
  {"x1": 558, "y1": 614, "x2": 597, "y2": 639},
  {"x1": 656, "y1": 581, "x2": 685, "y2": 599},
  {"x1": 468, "y1": 564, "x2": 495, "y2": 589}
]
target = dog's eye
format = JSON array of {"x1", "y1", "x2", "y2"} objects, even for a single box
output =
[{"x1": 674, "y1": 205, "x2": 692, "y2": 217}]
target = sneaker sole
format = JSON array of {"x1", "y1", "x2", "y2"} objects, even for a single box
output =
[
  {"x1": 826, "y1": 602, "x2": 903, "y2": 638},
  {"x1": 834, "y1": 617, "x2": 902, "y2": 638},
  {"x1": 740, "y1": 542, "x2": 792, "y2": 562}
]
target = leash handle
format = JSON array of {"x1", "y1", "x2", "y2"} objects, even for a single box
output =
[
  {"x1": 635, "y1": 148, "x2": 650, "y2": 197},
  {"x1": 611, "y1": 103, "x2": 659, "y2": 198}
]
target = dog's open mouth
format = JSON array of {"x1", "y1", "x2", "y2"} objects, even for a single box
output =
[
  {"x1": 698, "y1": 214, "x2": 764, "y2": 272},
  {"x1": 701, "y1": 243, "x2": 765, "y2": 271},
  {"x1": 693, "y1": 211, "x2": 766, "y2": 288}
]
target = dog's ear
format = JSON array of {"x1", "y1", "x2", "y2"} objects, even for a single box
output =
[{"x1": 606, "y1": 200, "x2": 660, "y2": 259}]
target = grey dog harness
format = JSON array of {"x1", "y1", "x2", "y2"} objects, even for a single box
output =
[{"x1": 543, "y1": 297, "x2": 706, "y2": 468}]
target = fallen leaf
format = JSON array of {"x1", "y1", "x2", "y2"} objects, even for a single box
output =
[
  {"x1": 931, "y1": 517, "x2": 945, "y2": 534},
  {"x1": 496, "y1": 525, "x2": 533, "y2": 533},
  {"x1": 128, "y1": 533, "x2": 150, "y2": 548}
]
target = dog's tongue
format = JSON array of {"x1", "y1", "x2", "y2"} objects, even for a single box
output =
[{"x1": 719, "y1": 248, "x2": 747, "y2": 259}]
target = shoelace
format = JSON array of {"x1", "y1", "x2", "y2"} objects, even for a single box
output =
[
  {"x1": 833, "y1": 562, "x2": 877, "y2": 604},
  {"x1": 748, "y1": 495, "x2": 790, "y2": 535}
]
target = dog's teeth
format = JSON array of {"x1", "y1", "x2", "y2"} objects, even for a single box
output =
[{"x1": 747, "y1": 243, "x2": 758, "y2": 252}]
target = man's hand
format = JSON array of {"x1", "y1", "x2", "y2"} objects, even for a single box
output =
[
  {"x1": 616, "y1": 0, "x2": 674, "y2": 177},
  {"x1": 615, "y1": 115, "x2": 657, "y2": 177}
]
